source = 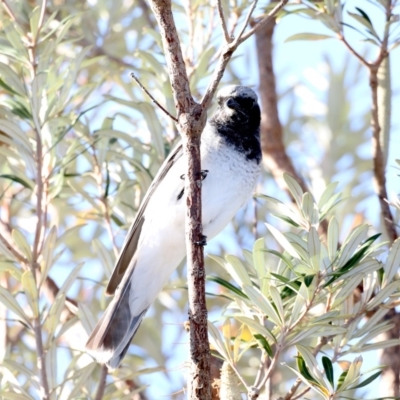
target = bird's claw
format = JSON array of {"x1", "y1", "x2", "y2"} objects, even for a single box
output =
[
  {"x1": 198, "y1": 170, "x2": 208, "y2": 180},
  {"x1": 180, "y1": 170, "x2": 209, "y2": 181},
  {"x1": 195, "y1": 235, "x2": 207, "y2": 246}
]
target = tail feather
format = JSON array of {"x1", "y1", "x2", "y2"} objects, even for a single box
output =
[{"x1": 85, "y1": 279, "x2": 149, "y2": 369}]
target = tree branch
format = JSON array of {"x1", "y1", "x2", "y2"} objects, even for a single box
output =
[
  {"x1": 216, "y1": 0, "x2": 231, "y2": 43},
  {"x1": 130, "y1": 72, "x2": 178, "y2": 122},
  {"x1": 148, "y1": 1, "x2": 210, "y2": 398},
  {"x1": 254, "y1": 17, "x2": 330, "y2": 238},
  {"x1": 147, "y1": 1, "x2": 288, "y2": 398},
  {"x1": 339, "y1": 0, "x2": 396, "y2": 243},
  {"x1": 201, "y1": 0, "x2": 288, "y2": 110},
  {"x1": 94, "y1": 365, "x2": 108, "y2": 400}
]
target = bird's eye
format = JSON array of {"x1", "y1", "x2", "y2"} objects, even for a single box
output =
[{"x1": 226, "y1": 98, "x2": 237, "y2": 109}]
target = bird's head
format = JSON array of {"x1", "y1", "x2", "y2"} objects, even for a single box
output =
[{"x1": 214, "y1": 85, "x2": 260, "y2": 127}]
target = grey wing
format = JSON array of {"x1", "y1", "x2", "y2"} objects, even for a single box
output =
[{"x1": 105, "y1": 143, "x2": 184, "y2": 295}]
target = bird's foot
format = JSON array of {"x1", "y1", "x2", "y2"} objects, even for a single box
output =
[
  {"x1": 198, "y1": 170, "x2": 208, "y2": 180},
  {"x1": 195, "y1": 235, "x2": 207, "y2": 246},
  {"x1": 180, "y1": 170, "x2": 209, "y2": 181}
]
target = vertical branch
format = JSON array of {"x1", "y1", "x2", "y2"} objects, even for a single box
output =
[
  {"x1": 369, "y1": 63, "x2": 397, "y2": 242},
  {"x1": 338, "y1": 1, "x2": 397, "y2": 243},
  {"x1": 147, "y1": 1, "x2": 287, "y2": 397},
  {"x1": 148, "y1": 1, "x2": 211, "y2": 398},
  {"x1": 33, "y1": 318, "x2": 50, "y2": 400},
  {"x1": 255, "y1": 19, "x2": 308, "y2": 196},
  {"x1": 94, "y1": 365, "x2": 108, "y2": 400},
  {"x1": 27, "y1": 2, "x2": 50, "y2": 398},
  {"x1": 184, "y1": 133, "x2": 212, "y2": 399},
  {"x1": 254, "y1": 18, "x2": 330, "y2": 236}
]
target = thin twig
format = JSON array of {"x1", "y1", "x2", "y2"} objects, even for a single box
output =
[
  {"x1": 236, "y1": 0, "x2": 258, "y2": 41},
  {"x1": 0, "y1": 0, "x2": 17, "y2": 22},
  {"x1": 130, "y1": 72, "x2": 178, "y2": 122},
  {"x1": 201, "y1": 0, "x2": 288, "y2": 109},
  {"x1": 251, "y1": 341, "x2": 284, "y2": 399},
  {"x1": 216, "y1": 0, "x2": 231, "y2": 43},
  {"x1": 0, "y1": 230, "x2": 28, "y2": 264},
  {"x1": 253, "y1": 351, "x2": 268, "y2": 388},
  {"x1": 33, "y1": 318, "x2": 50, "y2": 400},
  {"x1": 94, "y1": 365, "x2": 108, "y2": 400},
  {"x1": 338, "y1": 34, "x2": 371, "y2": 67},
  {"x1": 36, "y1": 0, "x2": 47, "y2": 39},
  {"x1": 237, "y1": 0, "x2": 287, "y2": 44},
  {"x1": 291, "y1": 385, "x2": 311, "y2": 400}
]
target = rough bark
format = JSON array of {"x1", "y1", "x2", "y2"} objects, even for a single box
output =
[
  {"x1": 255, "y1": 18, "x2": 328, "y2": 238},
  {"x1": 147, "y1": 1, "x2": 288, "y2": 397},
  {"x1": 148, "y1": 1, "x2": 211, "y2": 398}
]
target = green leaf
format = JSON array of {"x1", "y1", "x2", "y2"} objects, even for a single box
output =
[
  {"x1": 304, "y1": 275, "x2": 314, "y2": 287},
  {"x1": 242, "y1": 285, "x2": 282, "y2": 326},
  {"x1": 322, "y1": 356, "x2": 334, "y2": 387},
  {"x1": 224, "y1": 255, "x2": 252, "y2": 287},
  {"x1": 0, "y1": 63, "x2": 26, "y2": 95},
  {"x1": 265, "y1": 223, "x2": 301, "y2": 260},
  {"x1": 289, "y1": 283, "x2": 307, "y2": 328},
  {"x1": 206, "y1": 276, "x2": 248, "y2": 299},
  {"x1": 29, "y1": 6, "x2": 41, "y2": 41},
  {"x1": 327, "y1": 216, "x2": 339, "y2": 261},
  {"x1": 366, "y1": 280, "x2": 400, "y2": 311},
  {"x1": 21, "y1": 270, "x2": 39, "y2": 318},
  {"x1": 382, "y1": 237, "x2": 400, "y2": 287},
  {"x1": 283, "y1": 173, "x2": 303, "y2": 208},
  {"x1": 349, "y1": 370, "x2": 382, "y2": 390},
  {"x1": 337, "y1": 369, "x2": 348, "y2": 391},
  {"x1": 234, "y1": 315, "x2": 276, "y2": 343},
  {"x1": 253, "y1": 238, "x2": 266, "y2": 280},
  {"x1": 40, "y1": 226, "x2": 57, "y2": 287},
  {"x1": 308, "y1": 227, "x2": 320, "y2": 272},
  {"x1": 265, "y1": 250, "x2": 295, "y2": 272},
  {"x1": 0, "y1": 286, "x2": 30, "y2": 326},
  {"x1": 296, "y1": 345, "x2": 326, "y2": 387},
  {"x1": 355, "y1": 7, "x2": 373, "y2": 26},
  {"x1": 208, "y1": 322, "x2": 232, "y2": 362},
  {"x1": 270, "y1": 286, "x2": 285, "y2": 323},
  {"x1": 271, "y1": 212, "x2": 301, "y2": 227},
  {"x1": 302, "y1": 193, "x2": 318, "y2": 226},
  {"x1": 78, "y1": 302, "x2": 97, "y2": 335},
  {"x1": 253, "y1": 333, "x2": 273, "y2": 357},
  {"x1": 0, "y1": 174, "x2": 33, "y2": 190},
  {"x1": 285, "y1": 33, "x2": 334, "y2": 42},
  {"x1": 12, "y1": 229, "x2": 32, "y2": 262},
  {"x1": 296, "y1": 353, "x2": 320, "y2": 385},
  {"x1": 348, "y1": 11, "x2": 380, "y2": 40},
  {"x1": 318, "y1": 182, "x2": 338, "y2": 209}
]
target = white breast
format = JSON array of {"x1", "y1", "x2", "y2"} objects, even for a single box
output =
[{"x1": 200, "y1": 125, "x2": 261, "y2": 239}]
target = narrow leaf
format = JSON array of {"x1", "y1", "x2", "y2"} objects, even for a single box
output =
[
  {"x1": 285, "y1": 33, "x2": 334, "y2": 42},
  {"x1": 21, "y1": 270, "x2": 39, "y2": 318},
  {"x1": 322, "y1": 356, "x2": 334, "y2": 387}
]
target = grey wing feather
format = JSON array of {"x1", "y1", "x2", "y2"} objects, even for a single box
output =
[{"x1": 105, "y1": 143, "x2": 184, "y2": 295}]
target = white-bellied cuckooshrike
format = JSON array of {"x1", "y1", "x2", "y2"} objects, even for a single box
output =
[{"x1": 86, "y1": 85, "x2": 262, "y2": 369}]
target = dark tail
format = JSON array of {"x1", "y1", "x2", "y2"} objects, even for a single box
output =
[{"x1": 85, "y1": 280, "x2": 148, "y2": 369}]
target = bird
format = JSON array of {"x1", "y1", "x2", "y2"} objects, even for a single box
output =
[{"x1": 86, "y1": 85, "x2": 262, "y2": 369}]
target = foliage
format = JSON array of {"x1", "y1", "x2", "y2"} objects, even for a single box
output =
[{"x1": 208, "y1": 176, "x2": 400, "y2": 399}]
